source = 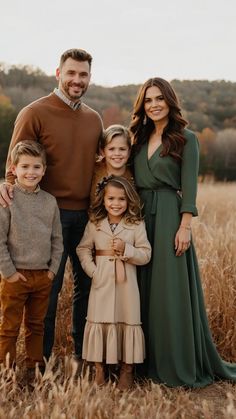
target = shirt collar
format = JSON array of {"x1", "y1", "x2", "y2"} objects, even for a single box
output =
[
  {"x1": 15, "y1": 180, "x2": 40, "y2": 194},
  {"x1": 54, "y1": 88, "x2": 81, "y2": 110}
]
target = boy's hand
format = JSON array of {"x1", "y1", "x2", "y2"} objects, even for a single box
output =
[
  {"x1": 0, "y1": 182, "x2": 14, "y2": 208},
  {"x1": 111, "y1": 238, "x2": 125, "y2": 256},
  {"x1": 5, "y1": 272, "x2": 27, "y2": 283},
  {"x1": 48, "y1": 271, "x2": 55, "y2": 281}
]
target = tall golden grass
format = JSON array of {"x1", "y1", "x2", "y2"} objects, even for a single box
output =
[{"x1": 0, "y1": 183, "x2": 236, "y2": 418}]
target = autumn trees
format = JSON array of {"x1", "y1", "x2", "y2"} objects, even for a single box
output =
[
  {"x1": 0, "y1": 92, "x2": 16, "y2": 176},
  {"x1": 0, "y1": 63, "x2": 236, "y2": 180}
]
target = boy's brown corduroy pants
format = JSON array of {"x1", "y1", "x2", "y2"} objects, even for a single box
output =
[{"x1": 0, "y1": 269, "x2": 52, "y2": 368}]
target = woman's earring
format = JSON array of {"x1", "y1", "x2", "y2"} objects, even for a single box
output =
[{"x1": 143, "y1": 115, "x2": 147, "y2": 125}]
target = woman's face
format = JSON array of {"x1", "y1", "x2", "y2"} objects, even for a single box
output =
[{"x1": 144, "y1": 85, "x2": 169, "y2": 124}]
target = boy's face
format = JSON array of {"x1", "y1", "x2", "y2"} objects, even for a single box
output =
[{"x1": 12, "y1": 155, "x2": 46, "y2": 192}]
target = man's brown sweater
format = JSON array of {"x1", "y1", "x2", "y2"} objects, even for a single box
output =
[{"x1": 6, "y1": 93, "x2": 103, "y2": 210}]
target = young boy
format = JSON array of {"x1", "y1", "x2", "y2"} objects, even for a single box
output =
[{"x1": 0, "y1": 140, "x2": 63, "y2": 377}]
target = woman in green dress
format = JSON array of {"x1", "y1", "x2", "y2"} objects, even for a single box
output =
[{"x1": 130, "y1": 77, "x2": 236, "y2": 387}]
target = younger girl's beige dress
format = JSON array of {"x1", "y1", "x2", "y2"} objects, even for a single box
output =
[{"x1": 76, "y1": 217, "x2": 151, "y2": 364}]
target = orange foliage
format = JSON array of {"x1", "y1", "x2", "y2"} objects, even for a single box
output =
[
  {"x1": 198, "y1": 127, "x2": 216, "y2": 155},
  {"x1": 102, "y1": 105, "x2": 123, "y2": 128}
]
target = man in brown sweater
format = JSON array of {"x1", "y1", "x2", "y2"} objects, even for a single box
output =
[{"x1": 0, "y1": 49, "x2": 103, "y2": 362}]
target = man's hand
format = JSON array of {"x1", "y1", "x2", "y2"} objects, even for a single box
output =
[{"x1": 0, "y1": 183, "x2": 14, "y2": 208}]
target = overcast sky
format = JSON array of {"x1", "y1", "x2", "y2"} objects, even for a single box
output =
[{"x1": 1, "y1": 0, "x2": 236, "y2": 86}]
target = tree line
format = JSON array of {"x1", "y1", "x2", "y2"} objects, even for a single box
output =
[{"x1": 0, "y1": 63, "x2": 236, "y2": 180}]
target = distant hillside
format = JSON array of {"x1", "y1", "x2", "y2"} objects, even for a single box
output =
[
  {"x1": 1, "y1": 63, "x2": 236, "y2": 130},
  {"x1": 1, "y1": 64, "x2": 236, "y2": 179}
]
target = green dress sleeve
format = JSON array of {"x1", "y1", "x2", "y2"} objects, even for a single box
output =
[{"x1": 180, "y1": 130, "x2": 199, "y2": 216}]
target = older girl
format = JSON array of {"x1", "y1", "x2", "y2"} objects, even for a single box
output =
[{"x1": 90, "y1": 124, "x2": 133, "y2": 204}]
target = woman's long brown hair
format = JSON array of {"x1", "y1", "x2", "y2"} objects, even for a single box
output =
[{"x1": 130, "y1": 77, "x2": 188, "y2": 161}]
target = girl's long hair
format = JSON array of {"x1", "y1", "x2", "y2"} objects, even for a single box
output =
[
  {"x1": 130, "y1": 77, "x2": 188, "y2": 161},
  {"x1": 89, "y1": 176, "x2": 143, "y2": 225}
]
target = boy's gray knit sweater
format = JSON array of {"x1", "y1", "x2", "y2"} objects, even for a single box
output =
[{"x1": 0, "y1": 185, "x2": 63, "y2": 278}]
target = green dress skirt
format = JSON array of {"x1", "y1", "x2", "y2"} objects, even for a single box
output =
[{"x1": 134, "y1": 129, "x2": 236, "y2": 387}]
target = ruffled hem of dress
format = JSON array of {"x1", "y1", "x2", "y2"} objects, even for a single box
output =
[{"x1": 82, "y1": 321, "x2": 145, "y2": 364}]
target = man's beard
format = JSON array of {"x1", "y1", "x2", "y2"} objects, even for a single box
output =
[{"x1": 63, "y1": 82, "x2": 88, "y2": 101}]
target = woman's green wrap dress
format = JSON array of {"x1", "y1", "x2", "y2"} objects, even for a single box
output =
[{"x1": 134, "y1": 128, "x2": 236, "y2": 387}]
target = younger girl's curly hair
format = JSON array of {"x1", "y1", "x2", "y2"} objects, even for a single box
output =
[{"x1": 89, "y1": 176, "x2": 143, "y2": 225}]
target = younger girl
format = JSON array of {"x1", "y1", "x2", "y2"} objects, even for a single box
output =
[
  {"x1": 90, "y1": 125, "x2": 133, "y2": 204},
  {"x1": 77, "y1": 176, "x2": 151, "y2": 390}
]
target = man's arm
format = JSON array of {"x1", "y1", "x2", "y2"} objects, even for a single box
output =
[
  {"x1": 0, "y1": 106, "x2": 40, "y2": 207},
  {"x1": 6, "y1": 106, "x2": 41, "y2": 183}
]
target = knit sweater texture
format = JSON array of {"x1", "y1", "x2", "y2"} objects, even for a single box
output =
[
  {"x1": 6, "y1": 93, "x2": 103, "y2": 210},
  {"x1": 0, "y1": 185, "x2": 63, "y2": 278}
]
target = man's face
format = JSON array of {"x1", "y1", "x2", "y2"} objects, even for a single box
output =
[{"x1": 56, "y1": 57, "x2": 91, "y2": 102}]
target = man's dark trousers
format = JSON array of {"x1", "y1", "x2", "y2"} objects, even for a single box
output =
[{"x1": 43, "y1": 208, "x2": 90, "y2": 360}]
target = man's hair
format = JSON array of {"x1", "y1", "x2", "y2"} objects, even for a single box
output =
[
  {"x1": 59, "y1": 48, "x2": 92, "y2": 70},
  {"x1": 11, "y1": 140, "x2": 47, "y2": 166}
]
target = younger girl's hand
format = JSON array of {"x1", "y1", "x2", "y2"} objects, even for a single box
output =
[
  {"x1": 111, "y1": 238, "x2": 125, "y2": 256},
  {"x1": 5, "y1": 272, "x2": 27, "y2": 283},
  {"x1": 175, "y1": 227, "x2": 191, "y2": 256}
]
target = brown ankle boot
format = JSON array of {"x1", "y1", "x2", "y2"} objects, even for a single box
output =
[
  {"x1": 94, "y1": 362, "x2": 105, "y2": 386},
  {"x1": 117, "y1": 363, "x2": 133, "y2": 391}
]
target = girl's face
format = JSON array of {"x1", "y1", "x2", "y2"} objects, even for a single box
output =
[
  {"x1": 104, "y1": 185, "x2": 128, "y2": 223},
  {"x1": 101, "y1": 135, "x2": 130, "y2": 174},
  {"x1": 144, "y1": 85, "x2": 169, "y2": 124}
]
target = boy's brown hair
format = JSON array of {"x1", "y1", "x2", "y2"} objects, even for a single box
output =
[{"x1": 11, "y1": 140, "x2": 47, "y2": 166}]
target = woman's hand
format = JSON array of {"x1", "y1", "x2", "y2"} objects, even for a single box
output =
[
  {"x1": 175, "y1": 226, "x2": 191, "y2": 256},
  {"x1": 111, "y1": 238, "x2": 125, "y2": 256}
]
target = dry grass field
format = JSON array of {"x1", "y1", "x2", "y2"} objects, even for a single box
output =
[{"x1": 0, "y1": 182, "x2": 236, "y2": 418}]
